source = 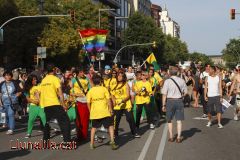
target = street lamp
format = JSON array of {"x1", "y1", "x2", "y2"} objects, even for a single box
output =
[
  {"x1": 113, "y1": 42, "x2": 155, "y2": 64},
  {"x1": 98, "y1": 8, "x2": 116, "y2": 28},
  {"x1": 114, "y1": 17, "x2": 129, "y2": 50},
  {"x1": 98, "y1": 8, "x2": 115, "y2": 70}
]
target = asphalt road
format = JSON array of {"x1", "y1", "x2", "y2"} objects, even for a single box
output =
[{"x1": 0, "y1": 106, "x2": 240, "y2": 160}]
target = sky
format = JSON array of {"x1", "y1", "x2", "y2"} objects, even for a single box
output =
[{"x1": 151, "y1": 0, "x2": 240, "y2": 55}]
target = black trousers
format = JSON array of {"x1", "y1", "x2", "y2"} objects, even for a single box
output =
[
  {"x1": 43, "y1": 105, "x2": 71, "y2": 142},
  {"x1": 114, "y1": 109, "x2": 136, "y2": 136},
  {"x1": 136, "y1": 103, "x2": 154, "y2": 128}
]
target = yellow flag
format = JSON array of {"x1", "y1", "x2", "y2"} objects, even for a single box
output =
[{"x1": 146, "y1": 53, "x2": 156, "y2": 64}]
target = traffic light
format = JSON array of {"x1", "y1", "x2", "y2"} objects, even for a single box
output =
[
  {"x1": 231, "y1": 9, "x2": 235, "y2": 20},
  {"x1": 70, "y1": 10, "x2": 75, "y2": 22},
  {"x1": 152, "y1": 41, "x2": 157, "y2": 48}
]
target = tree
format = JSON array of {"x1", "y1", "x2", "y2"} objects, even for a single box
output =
[
  {"x1": 161, "y1": 35, "x2": 189, "y2": 65},
  {"x1": 122, "y1": 12, "x2": 190, "y2": 66},
  {"x1": 188, "y1": 52, "x2": 213, "y2": 66},
  {"x1": 38, "y1": 0, "x2": 109, "y2": 67},
  {"x1": 122, "y1": 12, "x2": 165, "y2": 62},
  {"x1": 222, "y1": 38, "x2": 240, "y2": 68},
  {"x1": 0, "y1": 0, "x2": 109, "y2": 69}
]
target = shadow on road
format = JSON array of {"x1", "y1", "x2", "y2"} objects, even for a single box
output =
[
  {"x1": 211, "y1": 118, "x2": 231, "y2": 126},
  {"x1": 182, "y1": 128, "x2": 201, "y2": 141},
  {"x1": 0, "y1": 150, "x2": 31, "y2": 160}
]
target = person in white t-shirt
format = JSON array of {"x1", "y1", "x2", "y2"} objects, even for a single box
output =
[{"x1": 204, "y1": 65, "x2": 223, "y2": 129}]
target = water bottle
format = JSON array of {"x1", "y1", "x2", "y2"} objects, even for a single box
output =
[{"x1": 0, "y1": 112, "x2": 6, "y2": 124}]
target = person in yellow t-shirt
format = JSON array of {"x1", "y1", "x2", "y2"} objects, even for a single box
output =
[
  {"x1": 71, "y1": 67, "x2": 90, "y2": 141},
  {"x1": 111, "y1": 69, "x2": 140, "y2": 138},
  {"x1": 87, "y1": 74, "x2": 118, "y2": 150},
  {"x1": 108, "y1": 71, "x2": 117, "y2": 92},
  {"x1": 133, "y1": 70, "x2": 155, "y2": 129},
  {"x1": 40, "y1": 64, "x2": 71, "y2": 143},
  {"x1": 24, "y1": 75, "x2": 46, "y2": 138}
]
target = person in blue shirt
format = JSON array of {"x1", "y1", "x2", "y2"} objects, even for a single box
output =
[{"x1": 0, "y1": 70, "x2": 22, "y2": 135}]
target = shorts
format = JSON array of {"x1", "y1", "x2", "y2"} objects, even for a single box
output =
[
  {"x1": 166, "y1": 99, "x2": 184, "y2": 121},
  {"x1": 91, "y1": 116, "x2": 113, "y2": 128},
  {"x1": 207, "y1": 96, "x2": 222, "y2": 114}
]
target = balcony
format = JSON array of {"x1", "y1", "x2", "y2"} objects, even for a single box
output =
[{"x1": 99, "y1": 0, "x2": 121, "y2": 9}]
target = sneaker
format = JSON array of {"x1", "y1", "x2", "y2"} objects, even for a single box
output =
[
  {"x1": 6, "y1": 130, "x2": 13, "y2": 135},
  {"x1": 25, "y1": 134, "x2": 31, "y2": 139},
  {"x1": 206, "y1": 121, "x2": 212, "y2": 127},
  {"x1": 134, "y1": 133, "x2": 141, "y2": 138},
  {"x1": 202, "y1": 114, "x2": 208, "y2": 118},
  {"x1": 37, "y1": 130, "x2": 43, "y2": 133},
  {"x1": 109, "y1": 141, "x2": 118, "y2": 150},
  {"x1": 90, "y1": 144, "x2": 96, "y2": 150},
  {"x1": 218, "y1": 123, "x2": 223, "y2": 129},
  {"x1": 150, "y1": 124, "x2": 155, "y2": 129},
  {"x1": 234, "y1": 114, "x2": 238, "y2": 121},
  {"x1": 71, "y1": 128, "x2": 76, "y2": 133}
]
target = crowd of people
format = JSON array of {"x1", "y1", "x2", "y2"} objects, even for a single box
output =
[{"x1": 0, "y1": 62, "x2": 240, "y2": 149}]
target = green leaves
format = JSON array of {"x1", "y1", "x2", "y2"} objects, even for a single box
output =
[
  {"x1": 189, "y1": 52, "x2": 213, "y2": 66},
  {"x1": 122, "y1": 12, "x2": 188, "y2": 65},
  {"x1": 222, "y1": 38, "x2": 240, "y2": 68},
  {"x1": 0, "y1": 0, "x2": 109, "y2": 68}
]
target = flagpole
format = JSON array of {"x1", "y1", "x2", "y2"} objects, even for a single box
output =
[
  {"x1": 140, "y1": 60, "x2": 147, "y2": 67},
  {"x1": 77, "y1": 29, "x2": 92, "y2": 65}
]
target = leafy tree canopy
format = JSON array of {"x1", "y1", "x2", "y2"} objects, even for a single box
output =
[{"x1": 222, "y1": 38, "x2": 240, "y2": 68}]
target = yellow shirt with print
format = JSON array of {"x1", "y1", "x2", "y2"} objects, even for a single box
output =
[
  {"x1": 29, "y1": 85, "x2": 40, "y2": 106},
  {"x1": 72, "y1": 77, "x2": 89, "y2": 96},
  {"x1": 134, "y1": 81, "x2": 152, "y2": 104},
  {"x1": 103, "y1": 78, "x2": 110, "y2": 89},
  {"x1": 87, "y1": 86, "x2": 111, "y2": 120},
  {"x1": 40, "y1": 75, "x2": 61, "y2": 107},
  {"x1": 111, "y1": 83, "x2": 132, "y2": 110},
  {"x1": 109, "y1": 78, "x2": 117, "y2": 91}
]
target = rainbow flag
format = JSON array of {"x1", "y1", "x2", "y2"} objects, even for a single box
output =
[
  {"x1": 95, "y1": 29, "x2": 108, "y2": 52},
  {"x1": 78, "y1": 29, "x2": 98, "y2": 52}
]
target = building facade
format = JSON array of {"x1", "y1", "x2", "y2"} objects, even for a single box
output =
[
  {"x1": 132, "y1": 0, "x2": 151, "y2": 16},
  {"x1": 151, "y1": 4, "x2": 162, "y2": 27},
  {"x1": 208, "y1": 55, "x2": 226, "y2": 66},
  {"x1": 160, "y1": 9, "x2": 180, "y2": 38}
]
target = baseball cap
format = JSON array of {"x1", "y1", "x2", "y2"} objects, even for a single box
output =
[{"x1": 105, "y1": 65, "x2": 111, "y2": 70}]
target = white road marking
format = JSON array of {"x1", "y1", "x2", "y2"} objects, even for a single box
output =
[
  {"x1": 137, "y1": 130, "x2": 155, "y2": 160},
  {"x1": 193, "y1": 117, "x2": 208, "y2": 120},
  {"x1": 156, "y1": 123, "x2": 168, "y2": 160}
]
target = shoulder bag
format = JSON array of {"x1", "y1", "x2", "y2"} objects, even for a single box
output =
[
  {"x1": 75, "y1": 77, "x2": 88, "y2": 103},
  {"x1": 5, "y1": 82, "x2": 19, "y2": 111},
  {"x1": 170, "y1": 78, "x2": 184, "y2": 99}
]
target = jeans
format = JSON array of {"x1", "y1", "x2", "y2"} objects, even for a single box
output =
[{"x1": 2, "y1": 105, "x2": 15, "y2": 130}]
